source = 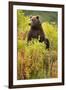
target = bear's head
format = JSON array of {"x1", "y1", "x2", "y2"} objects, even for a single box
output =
[{"x1": 29, "y1": 16, "x2": 41, "y2": 28}]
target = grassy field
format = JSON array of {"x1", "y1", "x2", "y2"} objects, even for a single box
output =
[{"x1": 17, "y1": 10, "x2": 58, "y2": 80}]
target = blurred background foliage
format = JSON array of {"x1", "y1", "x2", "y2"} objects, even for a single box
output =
[{"x1": 17, "y1": 10, "x2": 58, "y2": 80}]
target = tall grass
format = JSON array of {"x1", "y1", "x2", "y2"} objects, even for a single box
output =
[{"x1": 17, "y1": 10, "x2": 58, "y2": 80}]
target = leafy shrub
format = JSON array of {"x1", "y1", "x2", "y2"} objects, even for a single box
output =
[
  {"x1": 42, "y1": 22, "x2": 58, "y2": 50},
  {"x1": 17, "y1": 10, "x2": 58, "y2": 80}
]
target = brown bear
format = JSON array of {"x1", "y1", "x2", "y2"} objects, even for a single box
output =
[{"x1": 27, "y1": 16, "x2": 50, "y2": 49}]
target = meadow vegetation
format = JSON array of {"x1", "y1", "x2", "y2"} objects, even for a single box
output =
[{"x1": 17, "y1": 10, "x2": 58, "y2": 80}]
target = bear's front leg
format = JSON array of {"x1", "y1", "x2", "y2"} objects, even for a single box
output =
[{"x1": 27, "y1": 31, "x2": 32, "y2": 41}]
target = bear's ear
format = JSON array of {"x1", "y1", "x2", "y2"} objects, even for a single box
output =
[
  {"x1": 30, "y1": 15, "x2": 32, "y2": 19},
  {"x1": 36, "y1": 16, "x2": 39, "y2": 19}
]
